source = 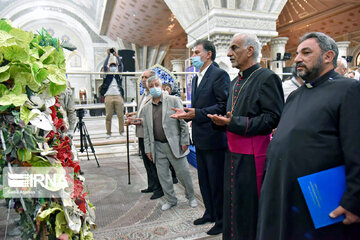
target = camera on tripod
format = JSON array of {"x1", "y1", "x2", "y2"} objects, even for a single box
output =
[{"x1": 76, "y1": 108, "x2": 85, "y2": 119}]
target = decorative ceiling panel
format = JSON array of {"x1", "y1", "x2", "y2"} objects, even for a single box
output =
[
  {"x1": 277, "y1": 0, "x2": 360, "y2": 52},
  {"x1": 107, "y1": 0, "x2": 187, "y2": 47}
]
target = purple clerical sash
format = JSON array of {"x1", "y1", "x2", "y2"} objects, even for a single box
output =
[{"x1": 226, "y1": 131, "x2": 270, "y2": 196}]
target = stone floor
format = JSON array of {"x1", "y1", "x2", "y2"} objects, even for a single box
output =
[{"x1": 0, "y1": 116, "x2": 222, "y2": 240}]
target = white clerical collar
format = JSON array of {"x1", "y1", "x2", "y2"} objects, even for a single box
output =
[{"x1": 305, "y1": 82, "x2": 313, "y2": 88}]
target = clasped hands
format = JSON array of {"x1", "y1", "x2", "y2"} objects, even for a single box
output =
[{"x1": 125, "y1": 112, "x2": 142, "y2": 126}]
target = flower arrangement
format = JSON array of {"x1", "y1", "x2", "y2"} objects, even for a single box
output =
[
  {"x1": 138, "y1": 64, "x2": 177, "y2": 95},
  {"x1": 0, "y1": 19, "x2": 95, "y2": 239}
]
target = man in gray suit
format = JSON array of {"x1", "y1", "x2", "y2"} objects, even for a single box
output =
[
  {"x1": 143, "y1": 75, "x2": 197, "y2": 211},
  {"x1": 126, "y1": 69, "x2": 163, "y2": 199}
]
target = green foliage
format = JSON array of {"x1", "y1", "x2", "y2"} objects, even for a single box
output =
[{"x1": 0, "y1": 20, "x2": 67, "y2": 109}]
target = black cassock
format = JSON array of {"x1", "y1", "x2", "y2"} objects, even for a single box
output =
[
  {"x1": 257, "y1": 70, "x2": 360, "y2": 240},
  {"x1": 223, "y1": 63, "x2": 284, "y2": 240}
]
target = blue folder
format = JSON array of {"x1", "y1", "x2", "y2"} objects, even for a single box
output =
[{"x1": 297, "y1": 165, "x2": 346, "y2": 229}]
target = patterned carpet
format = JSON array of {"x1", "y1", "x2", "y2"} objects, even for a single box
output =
[
  {"x1": 0, "y1": 116, "x2": 222, "y2": 239},
  {"x1": 84, "y1": 154, "x2": 219, "y2": 240}
]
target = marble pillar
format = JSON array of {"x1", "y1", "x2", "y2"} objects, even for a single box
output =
[
  {"x1": 336, "y1": 41, "x2": 351, "y2": 59},
  {"x1": 270, "y1": 37, "x2": 288, "y2": 76},
  {"x1": 171, "y1": 59, "x2": 185, "y2": 99}
]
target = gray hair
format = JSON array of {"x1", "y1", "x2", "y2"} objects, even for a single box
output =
[
  {"x1": 233, "y1": 33, "x2": 261, "y2": 60},
  {"x1": 143, "y1": 69, "x2": 157, "y2": 78},
  {"x1": 147, "y1": 75, "x2": 161, "y2": 86},
  {"x1": 299, "y1": 32, "x2": 338, "y2": 67},
  {"x1": 337, "y1": 57, "x2": 347, "y2": 69}
]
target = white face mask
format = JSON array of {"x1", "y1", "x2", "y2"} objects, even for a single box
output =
[{"x1": 110, "y1": 66, "x2": 117, "y2": 72}]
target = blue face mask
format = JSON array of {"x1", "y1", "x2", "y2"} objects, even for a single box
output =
[
  {"x1": 149, "y1": 87, "x2": 162, "y2": 98},
  {"x1": 191, "y1": 56, "x2": 204, "y2": 69},
  {"x1": 110, "y1": 66, "x2": 117, "y2": 72}
]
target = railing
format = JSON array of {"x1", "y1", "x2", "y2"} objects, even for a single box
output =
[{"x1": 67, "y1": 71, "x2": 291, "y2": 116}]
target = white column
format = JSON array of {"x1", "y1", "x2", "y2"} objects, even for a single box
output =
[
  {"x1": 270, "y1": 37, "x2": 288, "y2": 75},
  {"x1": 211, "y1": 34, "x2": 236, "y2": 79},
  {"x1": 258, "y1": 36, "x2": 271, "y2": 66},
  {"x1": 171, "y1": 59, "x2": 184, "y2": 73},
  {"x1": 336, "y1": 41, "x2": 351, "y2": 59},
  {"x1": 171, "y1": 59, "x2": 185, "y2": 99}
]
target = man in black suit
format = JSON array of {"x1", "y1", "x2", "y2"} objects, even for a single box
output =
[{"x1": 171, "y1": 39, "x2": 230, "y2": 235}]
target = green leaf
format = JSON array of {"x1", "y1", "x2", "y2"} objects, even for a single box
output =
[
  {"x1": 17, "y1": 148, "x2": 32, "y2": 162},
  {"x1": 2, "y1": 45, "x2": 28, "y2": 62},
  {"x1": 55, "y1": 211, "x2": 67, "y2": 238},
  {"x1": 0, "y1": 65, "x2": 9, "y2": 73},
  {"x1": 9, "y1": 64, "x2": 31, "y2": 78},
  {"x1": 10, "y1": 28, "x2": 33, "y2": 49},
  {"x1": 15, "y1": 72, "x2": 40, "y2": 92},
  {"x1": 49, "y1": 82, "x2": 66, "y2": 97},
  {"x1": 0, "y1": 72, "x2": 10, "y2": 82},
  {"x1": 0, "y1": 83, "x2": 7, "y2": 95},
  {"x1": 12, "y1": 130, "x2": 22, "y2": 145},
  {"x1": 84, "y1": 231, "x2": 94, "y2": 240},
  {"x1": 0, "y1": 20, "x2": 12, "y2": 32},
  {"x1": 39, "y1": 46, "x2": 56, "y2": 63},
  {"x1": 0, "y1": 30, "x2": 16, "y2": 47},
  {"x1": 0, "y1": 93, "x2": 28, "y2": 106},
  {"x1": 31, "y1": 62, "x2": 39, "y2": 73},
  {"x1": 47, "y1": 66, "x2": 66, "y2": 85},
  {"x1": 20, "y1": 106, "x2": 39, "y2": 124},
  {"x1": 0, "y1": 104, "x2": 11, "y2": 112},
  {"x1": 29, "y1": 48, "x2": 39, "y2": 59},
  {"x1": 29, "y1": 155, "x2": 51, "y2": 166},
  {"x1": 11, "y1": 80, "x2": 23, "y2": 95},
  {"x1": 4, "y1": 144, "x2": 12, "y2": 155},
  {"x1": 37, "y1": 206, "x2": 62, "y2": 221},
  {"x1": 36, "y1": 68, "x2": 48, "y2": 83},
  {"x1": 23, "y1": 126, "x2": 38, "y2": 151}
]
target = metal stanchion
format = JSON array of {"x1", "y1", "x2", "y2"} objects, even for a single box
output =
[{"x1": 126, "y1": 124, "x2": 131, "y2": 184}]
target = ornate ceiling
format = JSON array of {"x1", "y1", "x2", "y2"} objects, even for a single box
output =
[
  {"x1": 103, "y1": 0, "x2": 187, "y2": 48},
  {"x1": 1, "y1": 0, "x2": 359, "y2": 55},
  {"x1": 277, "y1": 0, "x2": 360, "y2": 51},
  {"x1": 102, "y1": 0, "x2": 360, "y2": 55}
]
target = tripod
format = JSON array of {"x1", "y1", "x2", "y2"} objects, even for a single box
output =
[{"x1": 74, "y1": 109, "x2": 100, "y2": 167}]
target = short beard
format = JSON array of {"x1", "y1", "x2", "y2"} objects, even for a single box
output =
[{"x1": 296, "y1": 56, "x2": 323, "y2": 82}]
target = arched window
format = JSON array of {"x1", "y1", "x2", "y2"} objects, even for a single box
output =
[{"x1": 356, "y1": 52, "x2": 360, "y2": 66}]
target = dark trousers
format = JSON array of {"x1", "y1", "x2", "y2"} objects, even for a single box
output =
[
  {"x1": 138, "y1": 137, "x2": 162, "y2": 194},
  {"x1": 196, "y1": 148, "x2": 225, "y2": 228}
]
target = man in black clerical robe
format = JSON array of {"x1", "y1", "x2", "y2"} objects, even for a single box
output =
[
  {"x1": 208, "y1": 33, "x2": 284, "y2": 240},
  {"x1": 257, "y1": 32, "x2": 360, "y2": 240}
]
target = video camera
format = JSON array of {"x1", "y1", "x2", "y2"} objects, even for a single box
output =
[{"x1": 76, "y1": 108, "x2": 85, "y2": 119}]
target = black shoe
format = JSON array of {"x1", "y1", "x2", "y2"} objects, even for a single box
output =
[
  {"x1": 207, "y1": 225, "x2": 222, "y2": 235},
  {"x1": 150, "y1": 191, "x2": 164, "y2": 200},
  {"x1": 193, "y1": 217, "x2": 214, "y2": 225},
  {"x1": 172, "y1": 177, "x2": 178, "y2": 184},
  {"x1": 141, "y1": 188, "x2": 153, "y2": 193}
]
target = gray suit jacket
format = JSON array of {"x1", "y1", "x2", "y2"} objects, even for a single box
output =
[
  {"x1": 143, "y1": 94, "x2": 190, "y2": 161},
  {"x1": 135, "y1": 92, "x2": 152, "y2": 138}
]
